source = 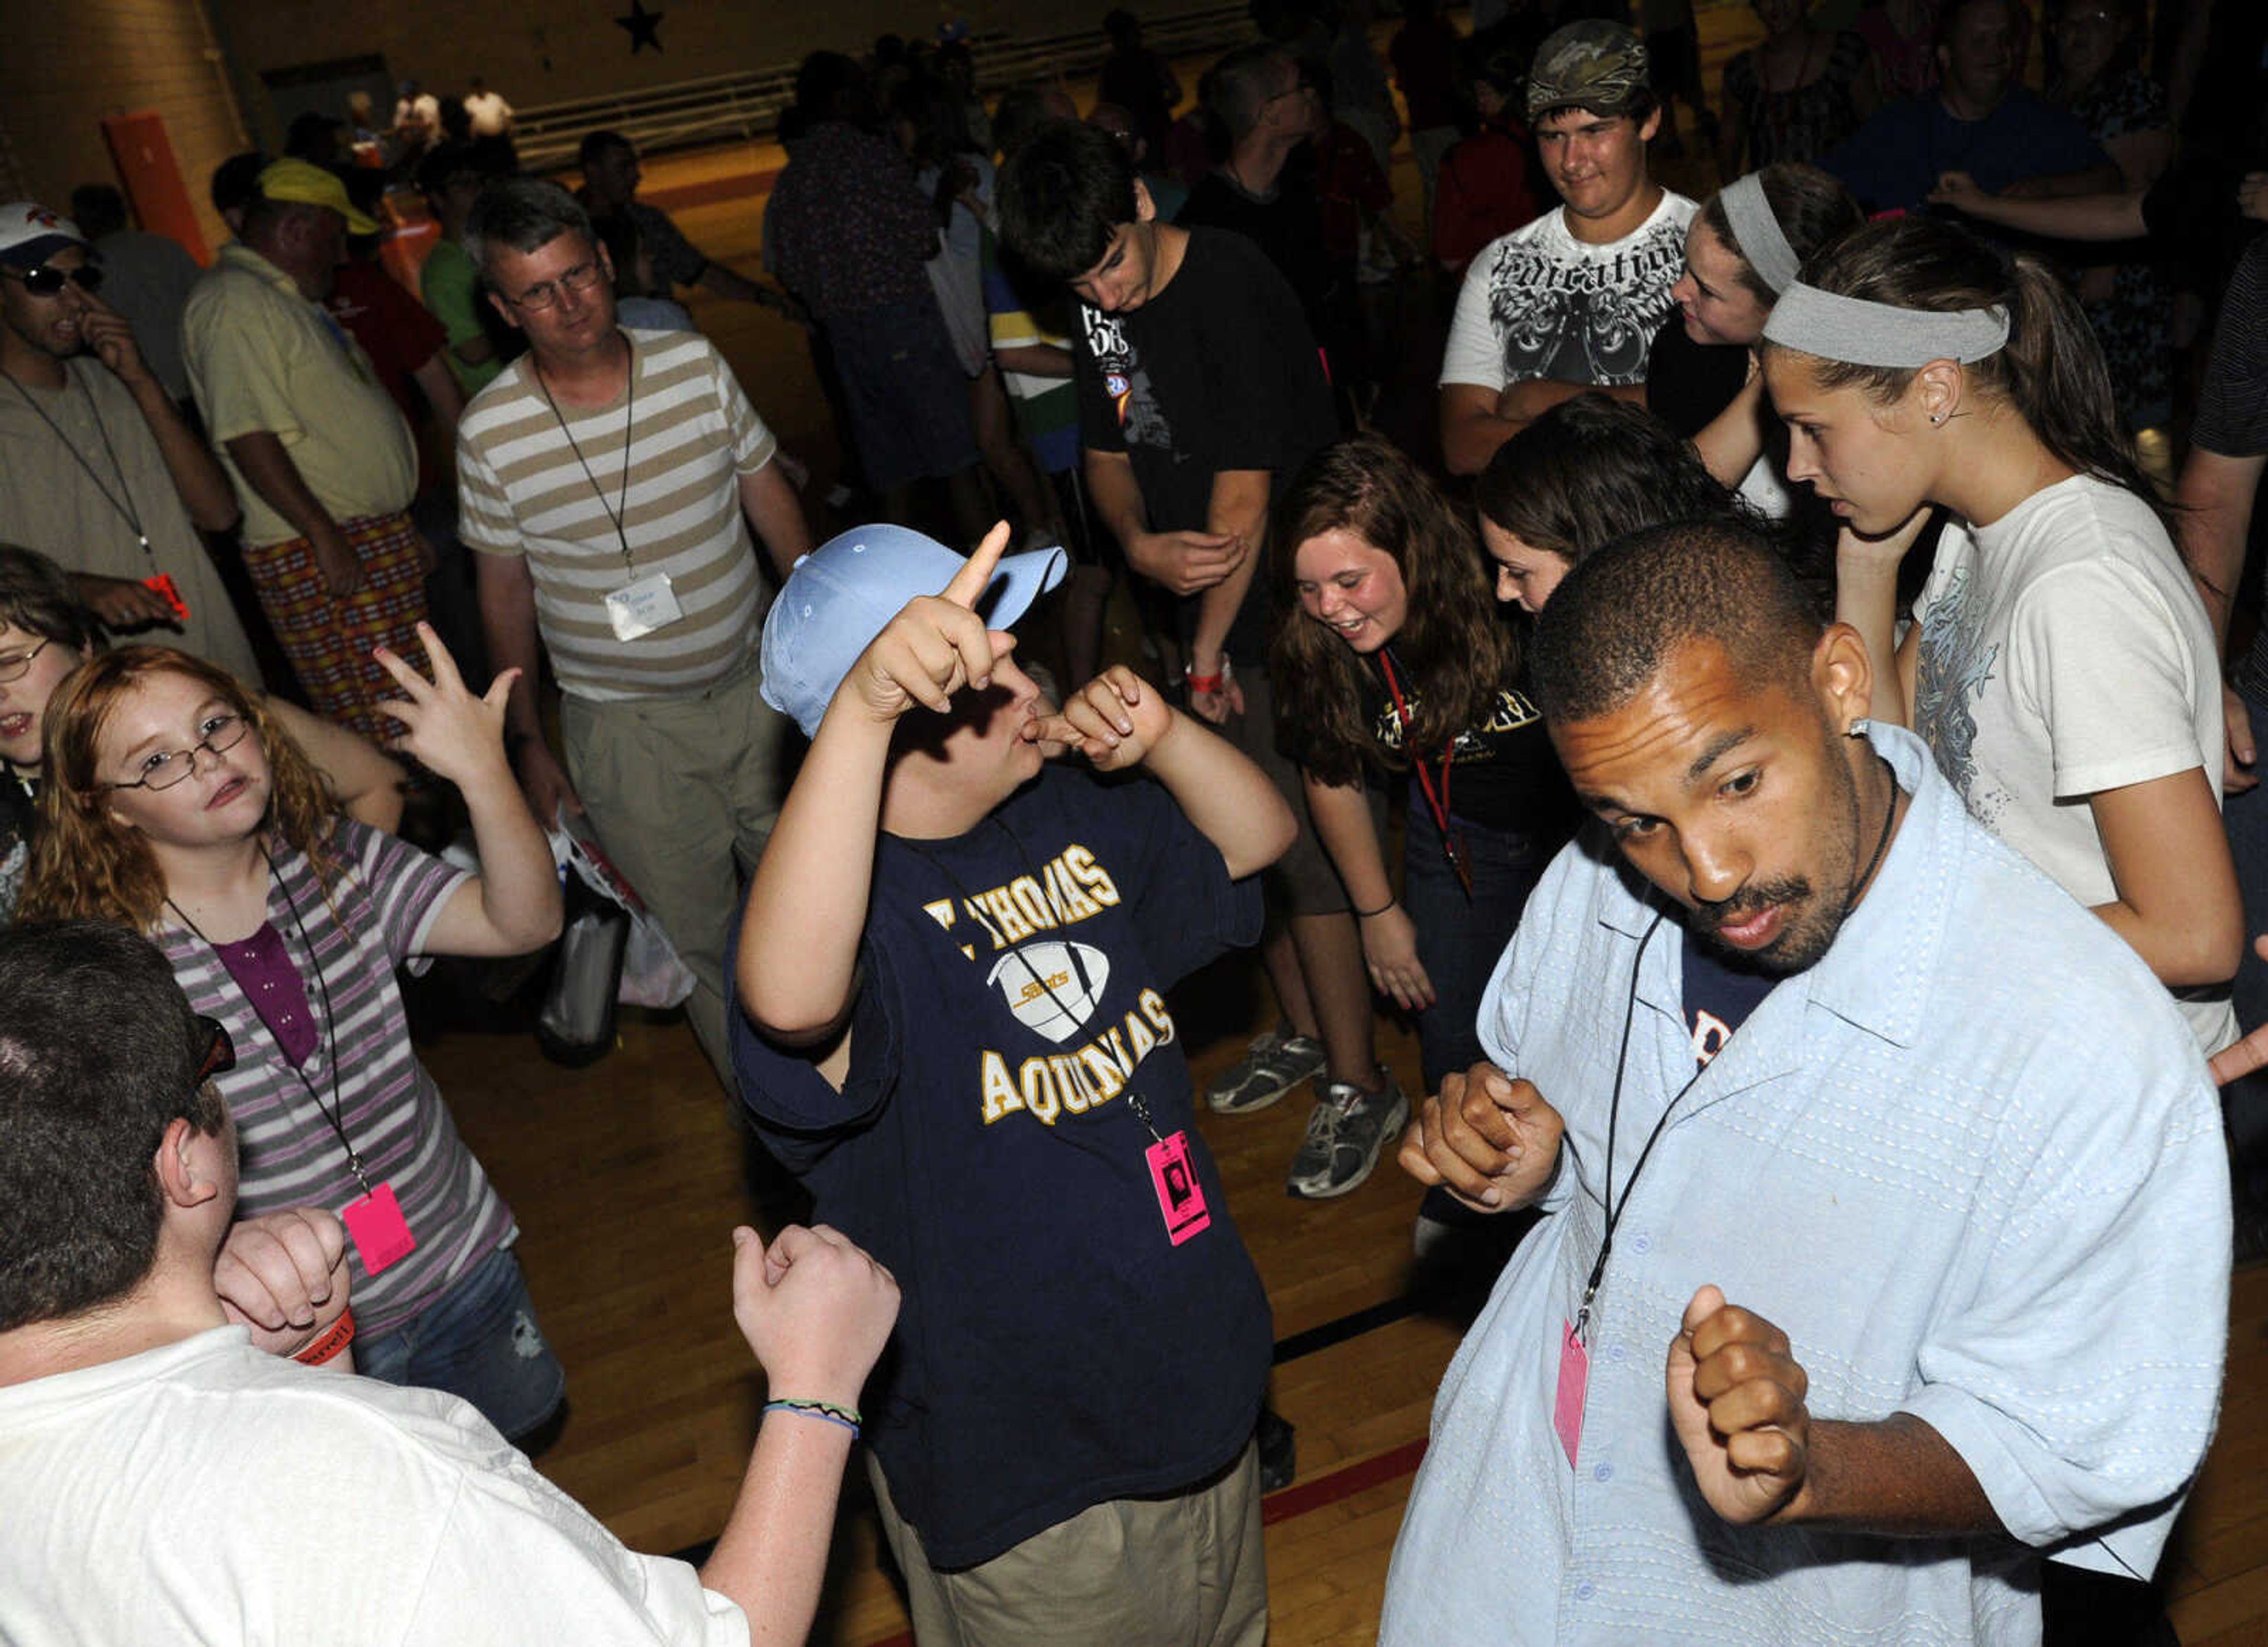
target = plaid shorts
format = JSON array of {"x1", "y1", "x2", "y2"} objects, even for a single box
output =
[{"x1": 242, "y1": 511, "x2": 431, "y2": 745}]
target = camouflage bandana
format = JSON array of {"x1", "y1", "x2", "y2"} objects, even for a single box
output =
[{"x1": 1526, "y1": 21, "x2": 1651, "y2": 120}]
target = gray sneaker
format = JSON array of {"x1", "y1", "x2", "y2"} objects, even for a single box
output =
[
  {"x1": 1207, "y1": 1028, "x2": 1327, "y2": 1114},
  {"x1": 1285, "y1": 1073, "x2": 1411, "y2": 1200}
]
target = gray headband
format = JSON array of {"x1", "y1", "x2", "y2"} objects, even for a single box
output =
[
  {"x1": 1717, "y1": 172, "x2": 1800, "y2": 295},
  {"x1": 1763, "y1": 283, "x2": 2011, "y2": 367}
]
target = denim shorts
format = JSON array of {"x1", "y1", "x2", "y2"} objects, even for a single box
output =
[
  {"x1": 356, "y1": 1244, "x2": 565, "y2": 1441},
  {"x1": 829, "y1": 295, "x2": 980, "y2": 491}
]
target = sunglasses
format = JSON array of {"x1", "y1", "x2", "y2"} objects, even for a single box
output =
[
  {"x1": 194, "y1": 1015, "x2": 237, "y2": 1085},
  {"x1": 1, "y1": 263, "x2": 103, "y2": 298}
]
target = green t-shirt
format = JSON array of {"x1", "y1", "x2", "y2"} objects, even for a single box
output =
[{"x1": 419, "y1": 239, "x2": 504, "y2": 397}]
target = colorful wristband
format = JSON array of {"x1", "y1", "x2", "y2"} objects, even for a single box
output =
[
  {"x1": 764, "y1": 1397, "x2": 862, "y2": 1437},
  {"x1": 292, "y1": 1305, "x2": 356, "y2": 1366},
  {"x1": 1187, "y1": 672, "x2": 1224, "y2": 693}
]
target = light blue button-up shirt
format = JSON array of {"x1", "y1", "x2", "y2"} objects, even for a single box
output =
[{"x1": 1381, "y1": 725, "x2": 2229, "y2": 1645}]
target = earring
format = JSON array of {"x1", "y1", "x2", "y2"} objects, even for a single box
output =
[
  {"x1": 1847, "y1": 717, "x2": 1872, "y2": 739},
  {"x1": 1930, "y1": 413, "x2": 1945, "y2": 426}
]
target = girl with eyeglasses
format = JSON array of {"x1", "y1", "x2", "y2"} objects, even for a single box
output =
[
  {"x1": 19, "y1": 627, "x2": 568, "y2": 1439},
  {"x1": 0, "y1": 542, "x2": 400, "y2": 923},
  {"x1": 1763, "y1": 213, "x2": 2243, "y2": 1054}
]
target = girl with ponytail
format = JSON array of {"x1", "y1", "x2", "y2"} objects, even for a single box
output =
[{"x1": 1761, "y1": 213, "x2": 2242, "y2": 1053}]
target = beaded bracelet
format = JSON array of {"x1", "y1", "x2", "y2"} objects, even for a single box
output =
[{"x1": 765, "y1": 1397, "x2": 862, "y2": 1437}]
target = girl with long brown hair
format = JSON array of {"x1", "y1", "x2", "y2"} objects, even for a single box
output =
[
  {"x1": 22, "y1": 628, "x2": 567, "y2": 1437},
  {"x1": 1764, "y1": 213, "x2": 2242, "y2": 1054},
  {"x1": 1271, "y1": 433, "x2": 1575, "y2": 1113}
]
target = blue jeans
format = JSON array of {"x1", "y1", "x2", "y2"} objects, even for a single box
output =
[
  {"x1": 2222, "y1": 682, "x2": 2268, "y2": 1183},
  {"x1": 356, "y1": 1245, "x2": 565, "y2": 1440},
  {"x1": 1401, "y1": 789, "x2": 1555, "y2": 1095}
]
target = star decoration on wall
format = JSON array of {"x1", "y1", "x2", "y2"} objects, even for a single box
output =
[{"x1": 616, "y1": 0, "x2": 664, "y2": 54}]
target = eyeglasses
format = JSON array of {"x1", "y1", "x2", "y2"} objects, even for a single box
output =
[
  {"x1": 1, "y1": 263, "x2": 103, "y2": 298},
  {"x1": 508, "y1": 260, "x2": 606, "y2": 311},
  {"x1": 194, "y1": 1015, "x2": 237, "y2": 1085},
  {"x1": 102, "y1": 711, "x2": 249, "y2": 792},
  {"x1": 0, "y1": 635, "x2": 51, "y2": 682}
]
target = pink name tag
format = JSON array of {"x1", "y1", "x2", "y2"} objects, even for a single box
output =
[
  {"x1": 343, "y1": 1182, "x2": 417, "y2": 1275},
  {"x1": 1146, "y1": 1130, "x2": 1211, "y2": 1245},
  {"x1": 1554, "y1": 1317, "x2": 1589, "y2": 1467}
]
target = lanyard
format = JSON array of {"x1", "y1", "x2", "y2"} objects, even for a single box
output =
[
  {"x1": 904, "y1": 816, "x2": 1171, "y2": 1144},
  {"x1": 1574, "y1": 909, "x2": 1704, "y2": 1345},
  {"x1": 535, "y1": 339, "x2": 640, "y2": 576},
  {"x1": 2, "y1": 370, "x2": 152, "y2": 559},
  {"x1": 1375, "y1": 646, "x2": 1471, "y2": 898},
  {"x1": 169, "y1": 845, "x2": 373, "y2": 1196}
]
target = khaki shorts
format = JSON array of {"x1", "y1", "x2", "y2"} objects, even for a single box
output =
[{"x1": 867, "y1": 1444, "x2": 1267, "y2": 1647}]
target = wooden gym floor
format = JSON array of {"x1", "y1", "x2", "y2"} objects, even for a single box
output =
[{"x1": 409, "y1": 6, "x2": 2268, "y2": 1641}]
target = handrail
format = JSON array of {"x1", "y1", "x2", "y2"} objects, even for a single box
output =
[{"x1": 511, "y1": 2, "x2": 1261, "y2": 173}]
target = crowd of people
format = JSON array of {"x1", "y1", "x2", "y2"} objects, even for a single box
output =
[{"x1": 4, "y1": 0, "x2": 2268, "y2": 1642}]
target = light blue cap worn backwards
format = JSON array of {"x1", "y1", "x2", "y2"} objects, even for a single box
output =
[{"x1": 761, "y1": 523, "x2": 1068, "y2": 738}]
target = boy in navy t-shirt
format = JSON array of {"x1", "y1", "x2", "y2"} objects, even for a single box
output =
[{"x1": 731, "y1": 521, "x2": 1294, "y2": 1645}]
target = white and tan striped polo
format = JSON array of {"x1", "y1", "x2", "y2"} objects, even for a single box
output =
[{"x1": 456, "y1": 327, "x2": 777, "y2": 700}]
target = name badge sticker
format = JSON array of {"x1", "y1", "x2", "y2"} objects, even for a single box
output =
[
  {"x1": 343, "y1": 1183, "x2": 418, "y2": 1275},
  {"x1": 1145, "y1": 1130, "x2": 1211, "y2": 1245},
  {"x1": 605, "y1": 570, "x2": 684, "y2": 641}
]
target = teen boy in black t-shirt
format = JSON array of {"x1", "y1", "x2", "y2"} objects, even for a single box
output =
[{"x1": 999, "y1": 119, "x2": 1408, "y2": 1204}]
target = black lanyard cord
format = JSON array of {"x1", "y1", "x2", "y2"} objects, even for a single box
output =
[
  {"x1": 2, "y1": 369, "x2": 151, "y2": 554},
  {"x1": 169, "y1": 843, "x2": 368, "y2": 1194},
  {"x1": 534, "y1": 337, "x2": 639, "y2": 574}
]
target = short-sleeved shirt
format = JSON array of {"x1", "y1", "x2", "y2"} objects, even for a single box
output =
[
  {"x1": 627, "y1": 202, "x2": 709, "y2": 294},
  {"x1": 327, "y1": 259, "x2": 449, "y2": 424},
  {"x1": 0, "y1": 358, "x2": 262, "y2": 683},
  {"x1": 1073, "y1": 228, "x2": 1338, "y2": 661},
  {"x1": 1351, "y1": 664, "x2": 1576, "y2": 840},
  {"x1": 154, "y1": 821, "x2": 511, "y2": 1338},
  {"x1": 981, "y1": 230, "x2": 1078, "y2": 474},
  {"x1": 1382, "y1": 723, "x2": 2230, "y2": 1643},
  {"x1": 1439, "y1": 192, "x2": 1696, "y2": 394},
  {"x1": 731, "y1": 768, "x2": 1273, "y2": 1570},
  {"x1": 181, "y1": 243, "x2": 419, "y2": 546},
  {"x1": 455, "y1": 328, "x2": 777, "y2": 702},
  {"x1": 1912, "y1": 476, "x2": 2232, "y2": 1052},
  {"x1": 0, "y1": 1328, "x2": 747, "y2": 1645},
  {"x1": 1826, "y1": 87, "x2": 2105, "y2": 216},
  {"x1": 762, "y1": 121, "x2": 937, "y2": 319},
  {"x1": 418, "y1": 237, "x2": 505, "y2": 397}
]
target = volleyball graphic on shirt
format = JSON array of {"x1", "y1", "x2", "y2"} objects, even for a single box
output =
[{"x1": 988, "y1": 941, "x2": 1110, "y2": 1043}]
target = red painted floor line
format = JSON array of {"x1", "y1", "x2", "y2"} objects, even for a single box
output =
[
  {"x1": 1260, "y1": 1436, "x2": 1429, "y2": 1527},
  {"x1": 858, "y1": 1439, "x2": 1430, "y2": 1646}
]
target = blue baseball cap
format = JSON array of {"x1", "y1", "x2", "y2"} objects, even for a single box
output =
[{"x1": 761, "y1": 524, "x2": 1068, "y2": 738}]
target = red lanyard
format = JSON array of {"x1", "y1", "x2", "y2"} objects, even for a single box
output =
[{"x1": 1377, "y1": 649, "x2": 1472, "y2": 898}]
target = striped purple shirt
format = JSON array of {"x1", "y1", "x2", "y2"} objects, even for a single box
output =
[{"x1": 155, "y1": 821, "x2": 513, "y2": 1338}]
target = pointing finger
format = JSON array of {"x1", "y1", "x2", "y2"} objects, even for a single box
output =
[{"x1": 940, "y1": 520, "x2": 1014, "y2": 611}]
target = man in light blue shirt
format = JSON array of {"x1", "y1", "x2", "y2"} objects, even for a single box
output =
[{"x1": 1386, "y1": 519, "x2": 2228, "y2": 1644}]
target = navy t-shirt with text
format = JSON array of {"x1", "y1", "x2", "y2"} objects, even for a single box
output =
[{"x1": 731, "y1": 766, "x2": 1272, "y2": 1568}]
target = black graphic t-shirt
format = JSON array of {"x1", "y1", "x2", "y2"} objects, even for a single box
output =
[
  {"x1": 1439, "y1": 192, "x2": 1696, "y2": 394},
  {"x1": 1073, "y1": 227, "x2": 1338, "y2": 663},
  {"x1": 1355, "y1": 662, "x2": 1576, "y2": 839},
  {"x1": 0, "y1": 768, "x2": 37, "y2": 924},
  {"x1": 1680, "y1": 922, "x2": 1780, "y2": 1072},
  {"x1": 731, "y1": 767, "x2": 1271, "y2": 1568}
]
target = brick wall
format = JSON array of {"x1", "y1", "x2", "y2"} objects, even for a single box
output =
[{"x1": 2, "y1": 0, "x2": 247, "y2": 258}]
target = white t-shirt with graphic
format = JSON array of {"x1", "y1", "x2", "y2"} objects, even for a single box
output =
[
  {"x1": 1911, "y1": 474, "x2": 2233, "y2": 1054},
  {"x1": 1438, "y1": 191, "x2": 1696, "y2": 394}
]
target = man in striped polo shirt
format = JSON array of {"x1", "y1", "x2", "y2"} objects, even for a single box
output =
[{"x1": 457, "y1": 178, "x2": 810, "y2": 1080}]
